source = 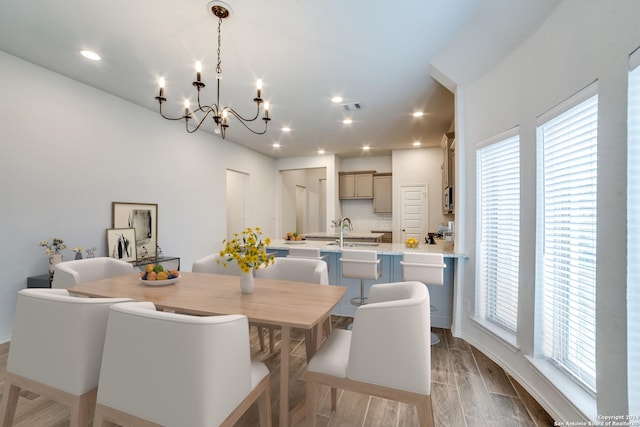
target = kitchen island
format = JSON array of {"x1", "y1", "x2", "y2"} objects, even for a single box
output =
[{"x1": 268, "y1": 238, "x2": 464, "y2": 327}]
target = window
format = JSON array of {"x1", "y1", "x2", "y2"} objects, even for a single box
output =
[
  {"x1": 627, "y1": 52, "x2": 640, "y2": 416},
  {"x1": 536, "y1": 84, "x2": 598, "y2": 393},
  {"x1": 476, "y1": 132, "x2": 520, "y2": 334}
]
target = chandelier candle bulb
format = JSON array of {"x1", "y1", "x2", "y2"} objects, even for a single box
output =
[
  {"x1": 158, "y1": 77, "x2": 165, "y2": 97},
  {"x1": 264, "y1": 102, "x2": 269, "y2": 119},
  {"x1": 195, "y1": 61, "x2": 202, "y2": 82},
  {"x1": 256, "y1": 79, "x2": 262, "y2": 99},
  {"x1": 184, "y1": 99, "x2": 190, "y2": 117}
]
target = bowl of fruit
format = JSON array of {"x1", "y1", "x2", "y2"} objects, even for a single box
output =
[
  {"x1": 139, "y1": 263, "x2": 180, "y2": 286},
  {"x1": 284, "y1": 232, "x2": 305, "y2": 243}
]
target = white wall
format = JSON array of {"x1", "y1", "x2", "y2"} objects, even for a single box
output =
[
  {"x1": 455, "y1": 0, "x2": 638, "y2": 422},
  {"x1": 392, "y1": 148, "x2": 449, "y2": 240},
  {"x1": 0, "y1": 52, "x2": 277, "y2": 341}
]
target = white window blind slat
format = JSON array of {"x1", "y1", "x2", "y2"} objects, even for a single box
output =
[
  {"x1": 477, "y1": 134, "x2": 520, "y2": 334},
  {"x1": 537, "y1": 91, "x2": 598, "y2": 393},
  {"x1": 627, "y1": 58, "x2": 640, "y2": 416}
]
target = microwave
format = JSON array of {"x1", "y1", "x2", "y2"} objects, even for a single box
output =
[{"x1": 443, "y1": 187, "x2": 454, "y2": 213}]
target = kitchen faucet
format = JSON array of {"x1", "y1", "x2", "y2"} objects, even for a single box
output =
[{"x1": 334, "y1": 217, "x2": 353, "y2": 248}]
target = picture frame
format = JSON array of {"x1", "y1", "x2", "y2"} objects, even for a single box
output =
[
  {"x1": 112, "y1": 202, "x2": 158, "y2": 260},
  {"x1": 106, "y1": 228, "x2": 137, "y2": 263}
]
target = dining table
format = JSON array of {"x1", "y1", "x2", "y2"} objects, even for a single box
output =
[{"x1": 67, "y1": 271, "x2": 346, "y2": 427}]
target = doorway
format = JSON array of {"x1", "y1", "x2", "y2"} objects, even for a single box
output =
[{"x1": 226, "y1": 169, "x2": 248, "y2": 239}]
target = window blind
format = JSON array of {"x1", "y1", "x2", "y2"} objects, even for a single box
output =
[
  {"x1": 477, "y1": 133, "x2": 520, "y2": 333},
  {"x1": 627, "y1": 56, "x2": 640, "y2": 416},
  {"x1": 537, "y1": 91, "x2": 598, "y2": 393}
]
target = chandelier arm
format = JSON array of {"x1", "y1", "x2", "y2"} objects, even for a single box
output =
[
  {"x1": 224, "y1": 104, "x2": 262, "y2": 123},
  {"x1": 158, "y1": 103, "x2": 190, "y2": 121},
  {"x1": 225, "y1": 109, "x2": 269, "y2": 135}
]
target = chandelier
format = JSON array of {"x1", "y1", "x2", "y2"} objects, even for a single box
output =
[{"x1": 154, "y1": 2, "x2": 270, "y2": 139}]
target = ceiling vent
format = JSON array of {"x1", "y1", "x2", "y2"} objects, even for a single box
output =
[{"x1": 343, "y1": 102, "x2": 363, "y2": 111}]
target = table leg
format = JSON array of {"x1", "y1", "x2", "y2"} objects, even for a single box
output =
[{"x1": 279, "y1": 325, "x2": 291, "y2": 427}]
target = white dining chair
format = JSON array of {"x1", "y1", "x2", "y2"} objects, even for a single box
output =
[
  {"x1": 400, "y1": 252, "x2": 446, "y2": 345},
  {"x1": 286, "y1": 247, "x2": 331, "y2": 272},
  {"x1": 192, "y1": 253, "x2": 243, "y2": 275},
  {"x1": 339, "y1": 249, "x2": 381, "y2": 306},
  {"x1": 306, "y1": 281, "x2": 434, "y2": 427},
  {"x1": 51, "y1": 256, "x2": 134, "y2": 289},
  {"x1": 93, "y1": 301, "x2": 271, "y2": 427},
  {"x1": 0, "y1": 289, "x2": 131, "y2": 427},
  {"x1": 192, "y1": 253, "x2": 270, "y2": 352},
  {"x1": 255, "y1": 257, "x2": 330, "y2": 356}
]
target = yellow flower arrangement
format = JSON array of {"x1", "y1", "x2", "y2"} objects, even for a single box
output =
[{"x1": 219, "y1": 227, "x2": 275, "y2": 273}]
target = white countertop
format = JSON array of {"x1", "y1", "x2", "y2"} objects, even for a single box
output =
[
  {"x1": 269, "y1": 238, "x2": 463, "y2": 258},
  {"x1": 303, "y1": 232, "x2": 384, "y2": 240}
]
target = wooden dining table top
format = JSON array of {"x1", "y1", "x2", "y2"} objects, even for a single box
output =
[{"x1": 67, "y1": 271, "x2": 346, "y2": 329}]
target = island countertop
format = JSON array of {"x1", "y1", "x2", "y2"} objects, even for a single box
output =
[
  {"x1": 302, "y1": 232, "x2": 384, "y2": 241},
  {"x1": 269, "y1": 238, "x2": 464, "y2": 258}
]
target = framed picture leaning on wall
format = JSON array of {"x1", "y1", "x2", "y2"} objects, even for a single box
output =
[
  {"x1": 106, "y1": 228, "x2": 137, "y2": 263},
  {"x1": 112, "y1": 202, "x2": 158, "y2": 260}
]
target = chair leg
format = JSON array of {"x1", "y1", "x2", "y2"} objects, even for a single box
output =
[
  {"x1": 257, "y1": 376, "x2": 272, "y2": 427},
  {"x1": 257, "y1": 326, "x2": 266, "y2": 352},
  {"x1": 415, "y1": 394, "x2": 435, "y2": 427},
  {"x1": 0, "y1": 382, "x2": 20, "y2": 427},
  {"x1": 330, "y1": 387, "x2": 338, "y2": 411},
  {"x1": 268, "y1": 327, "x2": 276, "y2": 353},
  {"x1": 69, "y1": 389, "x2": 96, "y2": 427},
  {"x1": 305, "y1": 376, "x2": 318, "y2": 427}
]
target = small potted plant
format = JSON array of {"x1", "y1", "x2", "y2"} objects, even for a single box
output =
[{"x1": 219, "y1": 227, "x2": 275, "y2": 293}]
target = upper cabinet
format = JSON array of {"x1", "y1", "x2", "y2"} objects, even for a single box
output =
[
  {"x1": 339, "y1": 171, "x2": 374, "y2": 199},
  {"x1": 373, "y1": 173, "x2": 392, "y2": 213}
]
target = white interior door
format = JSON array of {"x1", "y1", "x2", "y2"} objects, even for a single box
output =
[
  {"x1": 400, "y1": 185, "x2": 428, "y2": 243},
  {"x1": 226, "y1": 169, "x2": 248, "y2": 239}
]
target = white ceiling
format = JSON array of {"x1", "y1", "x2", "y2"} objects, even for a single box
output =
[{"x1": 0, "y1": 0, "x2": 559, "y2": 158}]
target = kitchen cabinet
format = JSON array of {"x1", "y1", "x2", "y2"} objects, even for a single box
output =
[
  {"x1": 339, "y1": 171, "x2": 374, "y2": 199},
  {"x1": 373, "y1": 173, "x2": 392, "y2": 213}
]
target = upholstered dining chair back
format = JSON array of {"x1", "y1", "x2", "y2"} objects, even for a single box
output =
[
  {"x1": 0, "y1": 288, "x2": 131, "y2": 427},
  {"x1": 192, "y1": 253, "x2": 243, "y2": 275},
  {"x1": 306, "y1": 281, "x2": 433, "y2": 427},
  {"x1": 93, "y1": 301, "x2": 271, "y2": 427},
  {"x1": 286, "y1": 247, "x2": 322, "y2": 259},
  {"x1": 255, "y1": 257, "x2": 328, "y2": 285},
  {"x1": 52, "y1": 257, "x2": 134, "y2": 289}
]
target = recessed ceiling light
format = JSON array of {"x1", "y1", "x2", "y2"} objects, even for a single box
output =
[
  {"x1": 342, "y1": 119, "x2": 353, "y2": 125},
  {"x1": 272, "y1": 143, "x2": 281, "y2": 148},
  {"x1": 282, "y1": 127, "x2": 291, "y2": 132},
  {"x1": 413, "y1": 111, "x2": 424, "y2": 117},
  {"x1": 318, "y1": 149, "x2": 325, "y2": 155},
  {"x1": 413, "y1": 141, "x2": 421, "y2": 147},
  {"x1": 80, "y1": 50, "x2": 101, "y2": 61},
  {"x1": 362, "y1": 145, "x2": 370, "y2": 151},
  {"x1": 331, "y1": 96, "x2": 343, "y2": 103}
]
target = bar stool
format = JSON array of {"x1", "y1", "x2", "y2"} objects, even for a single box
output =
[
  {"x1": 340, "y1": 249, "x2": 381, "y2": 306},
  {"x1": 400, "y1": 252, "x2": 446, "y2": 345}
]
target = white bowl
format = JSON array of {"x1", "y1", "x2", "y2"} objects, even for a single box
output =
[{"x1": 139, "y1": 274, "x2": 180, "y2": 286}]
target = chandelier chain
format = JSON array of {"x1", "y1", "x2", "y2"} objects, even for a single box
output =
[{"x1": 216, "y1": 16, "x2": 222, "y2": 76}]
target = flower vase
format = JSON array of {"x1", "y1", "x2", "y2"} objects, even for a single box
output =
[
  {"x1": 240, "y1": 270, "x2": 255, "y2": 294},
  {"x1": 74, "y1": 252, "x2": 83, "y2": 260},
  {"x1": 48, "y1": 254, "x2": 63, "y2": 276}
]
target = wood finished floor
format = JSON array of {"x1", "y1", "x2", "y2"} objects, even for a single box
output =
[{"x1": 0, "y1": 316, "x2": 555, "y2": 427}]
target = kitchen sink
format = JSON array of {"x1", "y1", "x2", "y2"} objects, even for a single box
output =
[{"x1": 325, "y1": 242, "x2": 379, "y2": 247}]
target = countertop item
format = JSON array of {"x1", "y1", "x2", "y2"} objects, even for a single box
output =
[{"x1": 269, "y1": 238, "x2": 463, "y2": 258}]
